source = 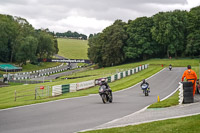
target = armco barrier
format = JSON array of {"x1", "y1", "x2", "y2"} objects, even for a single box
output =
[
  {"x1": 52, "y1": 85, "x2": 62, "y2": 96},
  {"x1": 126, "y1": 71, "x2": 128, "y2": 76},
  {"x1": 120, "y1": 72, "x2": 123, "y2": 79},
  {"x1": 70, "y1": 83, "x2": 77, "y2": 92},
  {"x1": 76, "y1": 80, "x2": 95, "y2": 90},
  {"x1": 107, "y1": 76, "x2": 111, "y2": 83},
  {"x1": 123, "y1": 71, "x2": 126, "y2": 77},
  {"x1": 51, "y1": 64, "x2": 149, "y2": 96},
  {"x1": 62, "y1": 84, "x2": 70, "y2": 94},
  {"x1": 117, "y1": 73, "x2": 121, "y2": 79},
  {"x1": 136, "y1": 67, "x2": 138, "y2": 73},
  {"x1": 114, "y1": 74, "x2": 118, "y2": 80},
  {"x1": 111, "y1": 75, "x2": 115, "y2": 82}
]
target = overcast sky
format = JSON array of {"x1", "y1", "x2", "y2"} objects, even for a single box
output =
[{"x1": 0, "y1": 0, "x2": 200, "y2": 36}]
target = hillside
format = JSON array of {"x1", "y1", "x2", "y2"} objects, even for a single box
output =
[{"x1": 58, "y1": 38, "x2": 89, "y2": 59}]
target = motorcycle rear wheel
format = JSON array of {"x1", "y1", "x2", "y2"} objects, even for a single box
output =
[
  {"x1": 144, "y1": 90, "x2": 149, "y2": 96},
  {"x1": 109, "y1": 92, "x2": 113, "y2": 103}
]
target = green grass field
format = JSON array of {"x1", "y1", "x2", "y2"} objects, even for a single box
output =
[{"x1": 58, "y1": 38, "x2": 89, "y2": 59}]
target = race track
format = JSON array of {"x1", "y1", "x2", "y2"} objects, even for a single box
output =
[{"x1": 0, "y1": 67, "x2": 186, "y2": 133}]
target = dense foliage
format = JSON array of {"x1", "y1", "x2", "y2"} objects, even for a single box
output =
[
  {"x1": 88, "y1": 6, "x2": 200, "y2": 67},
  {"x1": 55, "y1": 31, "x2": 87, "y2": 40},
  {"x1": 0, "y1": 14, "x2": 58, "y2": 66}
]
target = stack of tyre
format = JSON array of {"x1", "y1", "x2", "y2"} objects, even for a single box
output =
[{"x1": 183, "y1": 82, "x2": 194, "y2": 103}]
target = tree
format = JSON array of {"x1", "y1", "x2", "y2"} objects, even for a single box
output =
[
  {"x1": 88, "y1": 20, "x2": 127, "y2": 67},
  {"x1": 53, "y1": 39, "x2": 59, "y2": 54},
  {"x1": 151, "y1": 10, "x2": 188, "y2": 58},
  {"x1": 186, "y1": 6, "x2": 200, "y2": 57},
  {"x1": 88, "y1": 33, "x2": 103, "y2": 66},
  {"x1": 124, "y1": 17, "x2": 157, "y2": 60},
  {"x1": 0, "y1": 15, "x2": 11, "y2": 62},
  {"x1": 11, "y1": 17, "x2": 36, "y2": 62},
  {"x1": 16, "y1": 36, "x2": 38, "y2": 66},
  {"x1": 36, "y1": 31, "x2": 56, "y2": 59},
  {"x1": 89, "y1": 34, "x2": 94, "y2": 39}
]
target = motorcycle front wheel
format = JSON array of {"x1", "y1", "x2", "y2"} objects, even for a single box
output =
[{"x1": 101, "y1": 94, "x2": 107, "y2": 103}]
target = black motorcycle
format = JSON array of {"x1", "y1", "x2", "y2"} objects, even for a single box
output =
[
  {"x1": 99, "y1": 85, "x2": 113, "y2": 103},
  {"x1": 141, "y1": 83, "x2": 150, "y2": 96}
]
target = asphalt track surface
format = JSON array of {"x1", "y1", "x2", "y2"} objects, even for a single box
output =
[{"x1": 0, "y1": 67, "x2": 186, "y2": 133}]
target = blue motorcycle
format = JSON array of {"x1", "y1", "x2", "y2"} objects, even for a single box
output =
[{"x1": 141, "y1": 83, "x2": 150, "y2": 96}]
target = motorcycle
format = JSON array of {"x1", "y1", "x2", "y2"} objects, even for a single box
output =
[
  {"x1": 169, "y1": 65, "x2": 172, "y2": 71},
  {"x1": 99, "y1": 85, "x2": 113, "y2": 103},
  {"x1": 141, "y1": 83, "x2": 150, "y2": 96}
]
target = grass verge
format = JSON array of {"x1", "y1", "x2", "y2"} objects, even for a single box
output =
[
  {"x1": 81, "y1": 114, "x2": 200, "y2": 133},
  {"x1": 148, "y1": 90, "x2": 179, "y2": 108}
]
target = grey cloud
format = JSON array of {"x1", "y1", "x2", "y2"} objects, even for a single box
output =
[{"x1": 0, "y1": 0, "x2": 195, "y2": 35}]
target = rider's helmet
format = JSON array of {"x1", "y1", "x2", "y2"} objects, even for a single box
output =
[
  {"x1": 187, "y1": 65, "x2": 191, "y2": 69},
  {"x1": 101, "y1": 78, "x2": 106, "y2": 83},
  {"x1": 142, "y1": 79, "x2": 146, "y2": 83}
]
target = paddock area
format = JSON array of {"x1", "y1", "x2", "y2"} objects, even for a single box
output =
[{"x1": 0, "y1": 64, "x2": 22, "y2": 72}]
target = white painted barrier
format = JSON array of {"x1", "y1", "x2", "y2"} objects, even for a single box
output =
[
  {"x1": 145, "y1": 64, "x2": 148, "y2": 69},
  {"x1": 128, "y1": 70, "x2": 131, "y2": 76},
  {"x1": 117, "y1": 73, "x2": 121, "y2": 79},
  {"x1": 70, "y1": 83, "x2": 77, "y2": 92},
  {"x1": 136, "y1": 67, "x2": 138, "y2": 73},
  {"x1": 76, "y1": 80, "x2": 95, "y2": 90},
  {"x1": 139, "y1": 66, "x2": 141, "y2": 71},
  {"x1": 52, "y1": 85, "x2": 62, "y2": 96},
  {"x1": 111, "y1": 75, "x2": 115, "y2": 82},
  {"x1": 123, "y1": 71, "x2": 126, "y2": 77},
  {"x1": 178, "y1": 82, "x2": 183, "y2": 104}
]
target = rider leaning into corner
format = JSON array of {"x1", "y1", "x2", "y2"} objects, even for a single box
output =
[
  {"x1": 182, "y1": 65, "x2": 197, "y2": 96},
  {"x1": 100, "y1": 78, "x2": 112, "y2": 93}
]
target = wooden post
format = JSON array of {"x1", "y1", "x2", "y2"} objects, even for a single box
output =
[
  {"x1": 35, "y1": 88, "x2": 37, "y2": 100},
  {"x1": 15, "y1": 90, "x2": 16, "y2": 101}
]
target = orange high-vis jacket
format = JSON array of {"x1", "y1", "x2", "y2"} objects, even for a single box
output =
[{"x1": 181, "y1": 69, "x2": 197, "y2": 83}]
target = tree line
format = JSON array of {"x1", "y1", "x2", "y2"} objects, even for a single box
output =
[
  {"x1": 56, "y1": 31, "x2": 87, "y2": 40},
  {"x1": 88, "y1": 6, "x2": 200, "y2": 67},
  {"x1": 0, "y1": 14, "x2": 58, "y2": 66}
]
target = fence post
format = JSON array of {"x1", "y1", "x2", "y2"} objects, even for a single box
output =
[
  {"x1": 35, "y1": 88, "x2": 37, "y2": 100},
  {"x1": 15, "y1": 90, "x2": 16, "y2": 101}
]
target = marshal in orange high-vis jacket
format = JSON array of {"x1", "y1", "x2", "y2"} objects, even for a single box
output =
[{"x1": 182, "y1": 65, "x2": 197, "y2": 96}]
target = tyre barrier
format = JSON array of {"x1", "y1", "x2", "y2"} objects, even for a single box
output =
[{"x1": 182, "y1": 81, "x2": 194, "y2": 104}]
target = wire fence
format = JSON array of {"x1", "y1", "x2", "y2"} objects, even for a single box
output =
[{"x1": 15, "y1": 85, "x2": 51, "y2": 101}]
